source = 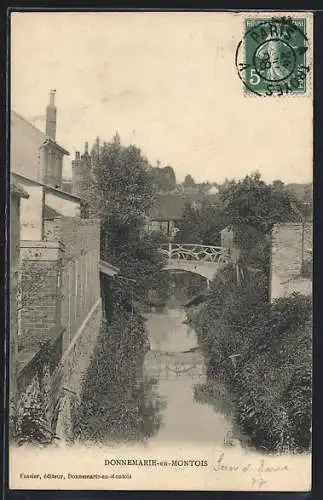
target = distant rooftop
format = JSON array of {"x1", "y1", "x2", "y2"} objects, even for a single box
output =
[{"x1": 150, "y1": 193, "x2": 219, "y2": 221}]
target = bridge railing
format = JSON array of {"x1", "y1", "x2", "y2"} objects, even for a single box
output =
[{"x1": 159, "y1": 243, "x2": 230, "y2": 264}]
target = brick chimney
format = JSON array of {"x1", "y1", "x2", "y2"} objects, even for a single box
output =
[
  {"x1": 72, "y1": 146, "x2": 92, "y2": 198},
  {"x1": 46, "y1": 89, "x2": 57, "y2": 140}
]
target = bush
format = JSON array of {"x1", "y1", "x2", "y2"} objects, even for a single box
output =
[{"x1": 191, "y1": 262, "x2": 312, "y2": 453}]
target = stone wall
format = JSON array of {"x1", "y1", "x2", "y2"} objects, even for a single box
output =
[
  {"x1": 270, "y1": 223, "x2": 313, "y2": 300},
  {"x1": 14, "y1": 215, "x2": 103, "y2": 443},
  {"x1": 44, "y1": 217, "x2": 101, "y2": 351},
  {"x1": 54, "y1": 299, "x2": 102, "y2": 440},
  {"x1": 15, "y1": 346, "x2": 53, "y2": 444},
  {"x1": 19, "y1": 242, "x2": 63, "y2": 353},
  {"x1": 14, "y1": 299, "x2": 102, "y2": 443}
]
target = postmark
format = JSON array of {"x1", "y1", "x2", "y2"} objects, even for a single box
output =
[{"x1": 235, "y1": 17, "x2": 310, "y2": 96}]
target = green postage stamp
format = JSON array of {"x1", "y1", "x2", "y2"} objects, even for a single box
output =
[{"x1": 236, "y1": 17, "x2": 309, "y2": 96}]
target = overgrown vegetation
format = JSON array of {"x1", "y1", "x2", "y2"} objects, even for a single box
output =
[
  {"x1": 11, "y1": 343, "x2": 60, "y2": 447},
  {"x1": 177, "y1": 172, "x2": 312, "y2": 454},
  {"x1": 190, "y1": 264, "x2": 312, "y2": 453},
  {"x1": 73, "y1": 134, "x2": 169, "y2": 442},
  {"x1": 73, "y1": 314, "x2": 165, "y2": 443},
  {"x1": 14, "y1": 392, "x2": 59, "y2": 446},
  {"x1": 175, "y1": 198, "x2": 228, "y2": 246},
  {"x1": 186, "y1": 172, "x2": 312, "y2": 453}
]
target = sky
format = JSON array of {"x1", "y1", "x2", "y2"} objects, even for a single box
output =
[{"x1": 11, "y1": 12, "x2": 313, "y2": 184}]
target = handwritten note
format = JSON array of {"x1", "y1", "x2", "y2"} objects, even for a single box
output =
[{"x1": 213, "y1": 452, "x2": 290, "y2": 489}]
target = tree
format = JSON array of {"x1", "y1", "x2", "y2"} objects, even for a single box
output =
[
  {"x1": 82, "y1": 134, "x2": 170, "y2": 306},
  {"x1": 219, "y1": 172, "x2": 301, "y2": 274},
  {"x1": 183, "y1": 174, "x2": 195, "y2": 188},
  {"x1": 175, "y1": 198, "x2": 227, "y2": 246},
  {"x1": 150, "y1": 164, "x2": 177, "y2": 192},
  {"x1": 220, "y1": 172, "x2": 299, "y2": 240},
  {"x1": 85, "y1": 134, "x2": 154, "y2": 224}
]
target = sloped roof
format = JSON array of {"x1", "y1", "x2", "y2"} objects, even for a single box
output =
[
  {"x1": 150, "y1": 194, "x2": 188, "y2": 220},
  {"x1": 12, "y1": 173, "x2": 81, "y2": 202},
  {"x1": 11, "y1": 179, "x2": 29, "y2": 198},
  {"x1": 11, "y1": 111, "x2": 70, "y2": 155},
  {"x1": 150, "y1": 193, "x2": 220, "y2": 221}
]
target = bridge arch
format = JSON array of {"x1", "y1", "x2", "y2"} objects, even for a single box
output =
[
  {"x1": 162, "y1": 262, "x2": 220, "y2": 282},
  {"x1": 159, "y1": 243, "x2": 230, "y2": 282}
]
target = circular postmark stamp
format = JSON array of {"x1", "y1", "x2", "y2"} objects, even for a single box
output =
[{"x1": 235, "y1": 16, "x2": 310, "y2": 96}]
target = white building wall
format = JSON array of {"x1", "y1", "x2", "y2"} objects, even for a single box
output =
[
  {"x1": 19, "y1": 184, "x2": 43, "y2": 241},
  {"x1": 11, "y1": 112, "x2": 43, "y2": 183},
  {"x1": 45, "y1": 191, "x2": 81, "y2": 217}
]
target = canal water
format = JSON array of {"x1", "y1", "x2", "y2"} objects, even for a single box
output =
[{"x1": 143, "y1": 307, "x2": 240, "y2": 446}]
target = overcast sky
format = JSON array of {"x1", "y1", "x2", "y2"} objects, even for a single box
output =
[{"x1": 11, "y1": 12, "x2": 313, "y2": 184}]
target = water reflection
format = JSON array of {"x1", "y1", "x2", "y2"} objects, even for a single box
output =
[
  {"x1": 143, "y1": 307, "x2": 239, "y2": 446},
  {"x1": 74, "y1": 307, "x2": 240, "y2": 447}
]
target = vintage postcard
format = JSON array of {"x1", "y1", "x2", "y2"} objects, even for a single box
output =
[{"x1": 8, "y1": 10, "x2": 313, "y2": 491}]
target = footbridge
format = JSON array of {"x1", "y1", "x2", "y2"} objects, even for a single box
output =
[{"x1": 159, "y1": 243, "x2": 230, "y2": 282}]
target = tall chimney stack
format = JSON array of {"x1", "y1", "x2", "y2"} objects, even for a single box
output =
[{"x1": 46, "y1": 89, "x2": 57, "y2": 140}]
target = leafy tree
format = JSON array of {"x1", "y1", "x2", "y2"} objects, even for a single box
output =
[
  {"x1": 85, "y1": 133, "x2": 154, "y2": 224},
  {"x1": 150, "y1": 164, "x2": 177, "y2": 192},
  {"x1": 175, "y1": 198, "x2": 228, "y2": 246},
  {"x1": 218, "y1": 172, "x2": 302, "y2": 275},
  {"x1": 82, "y1": 134, "x2": 170, "y2": 306},
  {"x1": 219, "y1": 172, "x2": 300, "y2": 247},
  {"x1": 183, "y1": 174, "x2": 195, "y2": 188}
]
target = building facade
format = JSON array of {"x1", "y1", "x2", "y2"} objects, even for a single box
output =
[
  {"x1": 11, "y1": 90, "x2": 69, "y2": 189},
  {"x1": 10, "y1": 180, "x2": 29, "y2": 418},
  {"x1": 146, "y1": 192, "x2": 220, "y2": 239},
  {"x1": 10, "y1": 92, "x2": 118, "y2": 441}
]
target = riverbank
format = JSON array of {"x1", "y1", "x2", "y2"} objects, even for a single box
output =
[
  {"x1": 9, "y1": 305, "x2": 311, "y2": 491},
  {"x1": 190, "y1": 273, "x2": 312, "y2": 454}
]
